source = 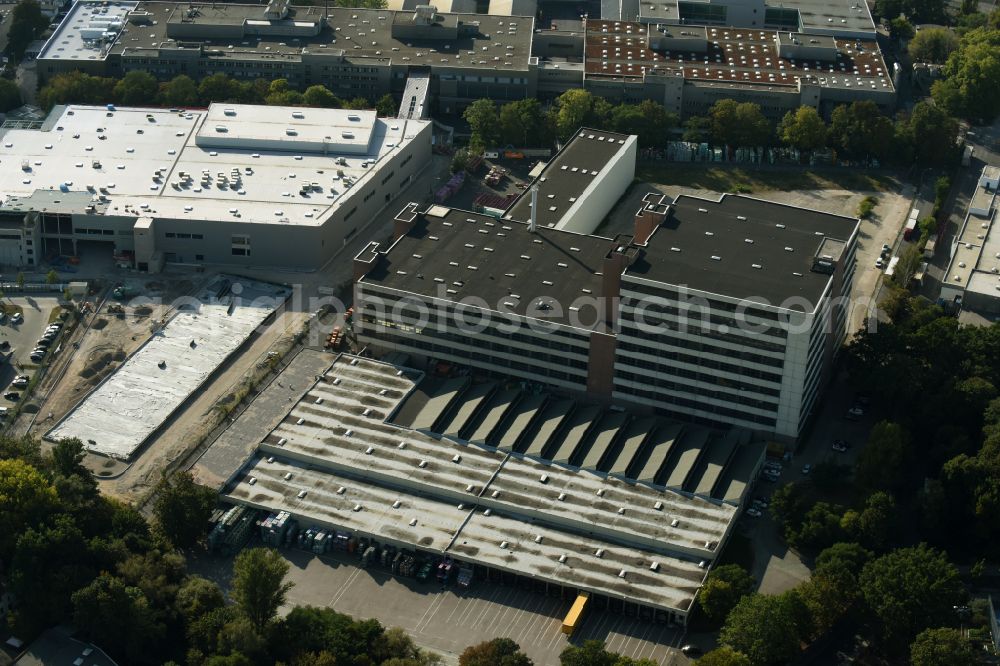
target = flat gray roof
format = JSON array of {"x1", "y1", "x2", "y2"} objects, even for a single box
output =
[
  {"x1": 360, "y1": 205, "x2": 614, "y2": 329},
  {"x1": 227, "y1": 454, "x2": 709, "y2": 612},
  {"x1": 504, "y1": 128, "x2": 635, "y2": 230},
  {"x1": 628, "y1": 193, "x2": 858, "y2": 306},
  {"x1": 0, "y1": 104, "x2": 428, "y2": 227},
  {"x1": 107, "y1": 2, "x2": 534, "y2": 71}
]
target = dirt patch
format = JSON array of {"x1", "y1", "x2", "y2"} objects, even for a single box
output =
[
  {"x1": 92, "y1": 318, "x2": 108, "y2": 330},
  {"x1": 79, "y1": 352, "x2": 114, "y2": 380},
  {"x1": 134, "y1": 306, "x2": 153, "y2": 317}
]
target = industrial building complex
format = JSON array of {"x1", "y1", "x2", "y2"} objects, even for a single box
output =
[
  {"x1": 940, "y1": 166, "x2": 1000, "y2": 314},
  {"x1": 0, "y1": 103, "x2": 430, "y2": 270},
  {"x1": 192, "y1": 350, "x2": 767, "y2": 625},
  {"x1": 35, "y1": 0, "x2": 896, "y2": 118},
  {"x1": 354, "y1": 129, "x2": 859, "y2": 439}
]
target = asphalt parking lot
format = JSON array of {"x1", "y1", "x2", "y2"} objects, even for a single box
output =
[
  {"x1": 189, "y1": 547, "x2": 688, "y2": 666},
  {"x1": 0, "y1": 295, "x2": 60, "y2": 394}
]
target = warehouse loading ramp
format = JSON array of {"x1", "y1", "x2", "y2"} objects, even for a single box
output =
[
  {"x1": 439, "y1": 381, "x2": 497, "y2": 438},
  {"x1": 577, "y1": 411, "x2": 629, "y2": 470},
  {"x1": 607, "y1": 416, "x2": 657, "y2": 478},
  {"x1": 715, "y1": 437, "x2": 763, "y2": 503},
  {"x1": 391, "y1": 375, "x2": 470, "y2": 432},
  {"x1": 548, "y1": 404, "x2": 603, "y2": 464},
  {"x1": 634, "y1": 423, "x2": 685, "y2": 483},
  {"x1": 688, "y1": 430, "x2": 740, "y2": 496},
  {"x1": 519, "y1": 398, "x2": 575, "y2": 457},
  {"x1": 463, "y1": 387, "x2": 520, "y2": 444},
  {"x1": 494, "y1": 393, "x2": 548, "y2": 450},
  {"x1": 663, "y1": 427, "x2": 711, "y2": 490}
]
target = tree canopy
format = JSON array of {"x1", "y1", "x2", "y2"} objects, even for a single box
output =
[
  {"x1": 698, "y1": 564, "x2": 756, "y2": 624},
  {"x1": 231, "y1": 547, "x2": 294, "y2": 632},
  {"x1": 6, "y1": 0, "x2": 49, "y2": 62},
  {"x1": 932, "y1": 28, "x2": 1000, "y2": 123},
  {"x1": 908, "y1": 28, "x2": 960, "y2": 63},
  {"x1": 709, "y1": 100, "x2": 771, "y2": 149},
  {"x1": 859, "y1": 544, "x2": 966, "y2": 653},
  {"x1": 152, "y1": 471, "x2": 216, "y2": 548},
  {"x1": 460, "y1": 638, "x2": 533, "y2": 666},
  {"x1": 719, "y1": 592, "x2": 809, "y2": 665},
  {"x1": 777, "y1": 106, "x2": 827, "y2": 155},
  {"x1": 909, "y1": 627, "x2": 977, "y2": 666},
  {"x1": 694, "y1": 648, "x2": 751, "y2": 666}
]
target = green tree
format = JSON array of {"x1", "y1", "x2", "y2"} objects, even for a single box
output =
[
  {"x1": 302, "y1": 84, "x2": 342, "y2": 108},
  {"x1": 37, "y1": 72, "x2": 117, "y2": 111},
  {"x1": 231, "y1": 547, "x2": 293, "y2": 632},
  {"x1": 460, "y1": 638, "x2": 533, "y2": 666},
  {"x1": 559, "y1": 640, "x2": 648, "y2": 666},
  {"x1": 890, "y1": 15, "x2": 916, "y2": 41},
  {"x1": 158, "y1": 75, "x2": 200, "y2": 107},
  {"x1": 499, "y1": 98, "x2": 550, "y2": 147},
  {"x1": 856, "y1": 421, "x2": 912, "y2": 492},
  {"x1": 45, "y1": 269, "x2": 59, "y2": 285},
  {"x1": 719, "y1": 592, "x2": 809, "y2": 666},
  {"x1": 904, "y1": 102, "x2": 958, "y2": 166},
  {"x1": 909, "y1": 28, "x2": 960, "y2": 63},
  {"x1": 14, "y1": 271, "x2": 24, "y2": 288},
  {"x1": 0, "y1": 458, "x2": 59, "y2": 559},
  {"x1": 777, "y1": 106, "x2": 827, "y2": 156},
  {"x1": 769, "y1": 481, "x2": 810, "y2": 541},
  {"x1": 0, "y1": 79, "x2": 22, "y2": 113},
  {"x1": 50, "y1": 437, "x2": 90, "y2": 479},
  {"x1": 217, "y1": 616, "x2": 267, "y2": 662},
  {"x1": 10, "y1": 514, "x2": 96, "y2": 630},
  {"x1": 175, "y1": 576, "x2": 226, "y2": 624},
  {"x1": 550, "y1": 89, "x2": 611, "y2": 142},
  {"x1": 682, "y1": 115, "x2": 712, "y2": 143},
  {"x1": 698, "y1": 564, "x2": 756, "y2": 624},
  {"x1": 463, "y1": 99, "x2": 500, "y2": 149},
  {"x1": 198, "y1": 73, "x2": 246, "y2": 104},
  {"x1": 859, "y1": 544, "x2": 967, "y2": 653},
  {"x1": 72, "y1": 573, "x2": 167, "y2": 664},
  {"x1": 800, "y1": 542, "x2": 873, "y2": 634},
  {"x1": 376, "y1": 93, "x2": 397, "y2": 117},
  {"x1": 344, "y1": 96, "x2": 370, "y2": 110},
  {"x1": 271, "y1": 606, "x2": 384, "y2": 663},
  {"x1": 265, "y1": 79, "x2": 303, "y2": 106},
  {"x1": 6, "y1": 0, "x2": 49, "y2": 62},
  {"x1": 910, "y1": 627, "x2": 976, "y2": 666},
  {"x1": 694, "y1": 648, "x2": 751, "y2": 666},
  {"x1": 114, "y1": 71, "x2": 159, "y2": 106},
  {"x1": 709, "y1": 100, "x2": 772, "y2": 150},
  {"x1": 152, "y1": 471, "x2": 216, "y2": 548},
  {"x1": 829, "y1": 101, "x2": 894, "y2": 163},
  {"x1": 932, "y1": 28, "x2": 1000, "y2": 122},
  {"x1": 790, "y1": 501, "x2": 846, "y2": 551},
  {"x1": 852, "y1": 491, "x2": 899, "y2": 550}
]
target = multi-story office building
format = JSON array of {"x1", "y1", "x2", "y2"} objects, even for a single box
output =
[
  {"x1": 38, "y1": 0, "x2": 895, "y2": 119},
  {"x1": 354, "y1": 129, "x2": 858, "y2": 439}
]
